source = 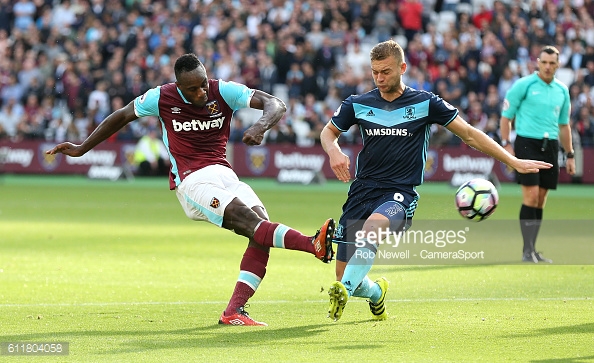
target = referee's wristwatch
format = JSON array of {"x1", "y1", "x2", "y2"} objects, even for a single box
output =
[
  {"x1": 501, "y1": 140, "x2": 511, "y2": 147},
  {"x1": 566, "y1": 151, "x2": 575, "y2": 159}
]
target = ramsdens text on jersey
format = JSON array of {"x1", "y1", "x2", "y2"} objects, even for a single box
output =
[
  {"x1": 172, "y1": 117, "x2": 225, "y2": 131},
  {"x1": 364, "y1": 128, "x2": 408, "y2": 136}
]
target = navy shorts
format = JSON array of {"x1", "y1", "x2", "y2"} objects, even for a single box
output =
[
  {"x1": 334, "y1": 179, "x2": 419, "y2": 262},
  {"x1": 514, "y1": 135, "x2": 559, "y2": 190}
]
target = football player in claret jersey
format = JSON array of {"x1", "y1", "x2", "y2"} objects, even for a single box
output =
[
  {"x1": 320, "y1": 39, "x2": 553, "y2": 322},
  {"x1": 46, "y1": 53, "x2": 335, "y2": 326}
]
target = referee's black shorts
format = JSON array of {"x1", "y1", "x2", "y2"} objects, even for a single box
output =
[{"x1": 514, "y1": 135, "x2": 559, "y2": 190}]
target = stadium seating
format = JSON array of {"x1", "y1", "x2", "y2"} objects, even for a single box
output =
[{"x1": 555, "y1": 68, "x2": 575, "y2": 87}]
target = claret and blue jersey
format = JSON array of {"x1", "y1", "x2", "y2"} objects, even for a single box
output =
[
  {"x1": 331, "y1": 87, "x2": 458, "y2": 187},
  {"x1": 133, "y1": 79, "x2": 254, "y2": 189}
]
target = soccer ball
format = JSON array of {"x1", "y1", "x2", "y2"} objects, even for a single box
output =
[{"x1": 455, "y1": 178, "x2": 499, "y2": 221}]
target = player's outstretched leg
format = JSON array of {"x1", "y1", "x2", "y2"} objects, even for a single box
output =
[
  {"x1": 253, "y1": 218, "x2": 335, "y2": 263},
  {"x1": 327, "y1": 281, "x2": 348, "y2": 321},
  {"x1": 219, "y1": 306, "x2": 267, "y2": 326},
  {"x1": 367, "y1": 277, "x2": 389, "y2": 320}
]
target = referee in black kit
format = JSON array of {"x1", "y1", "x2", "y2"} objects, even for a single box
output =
[{"x1": 499, "y1": 46, "x2": 576, "y2": 263}]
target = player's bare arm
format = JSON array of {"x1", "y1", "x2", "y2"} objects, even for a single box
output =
[
  {"x1": 46, "y1": 101, "x2": 138, "y2": 156},
  {"x1": 321, "y1": 122, "x2": 351, "y2": 182},
  {"x1": 446, "y1": 115, "x2": 552, "y2": 174},
  {"x1": 559, "y1": 123, "x2": 576, "y2": 175},
  {"x1": 242, "y1": 90, "x2": 287, "y2": 146}
]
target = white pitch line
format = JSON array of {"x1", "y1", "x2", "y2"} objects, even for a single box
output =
[{"x1": 0, "y1": 297, "x2": 590, "y2": 308}]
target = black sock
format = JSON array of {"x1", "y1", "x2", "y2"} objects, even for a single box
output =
[
  {"x1": 520, "y1": 204, "x2": 538, "y2": 254},
  {"x1": 533, "y1": 208, "x2": 543, "y2": 250}
]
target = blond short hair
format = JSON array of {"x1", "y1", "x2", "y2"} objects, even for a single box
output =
[{"x1": 370, "y1": 39, "x2": 405, "y2": 63}]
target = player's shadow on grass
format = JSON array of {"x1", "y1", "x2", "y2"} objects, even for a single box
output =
[
  {"x1": 1, "y1": 321, "x2": 391, "y2": 355},
  {"x1": 106, "y1": 324, "x2": 333, "y2": 354},
  {"x1": 503, "y1": 322, "x2": 594, "y2": 362},
  {"x1": 333, "y1": 343, "x2": 384, "y2": 351},
  {"x1": 1, "y1": 324, "x2": 332, "y2": 355},
  {"x1": 110, "y1": 323, "x2": 386, "y2": 355},
  {"x1": 503, "y1": 322, "x2": 594, "y2": 338},
  {"x1": 529, "y1": 356, "x2": 594, "y2": 363}
]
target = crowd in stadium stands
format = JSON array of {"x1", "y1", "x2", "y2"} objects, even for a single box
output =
[{"x1": 1, "y1": 0, "x2": 594, "y2": 149}]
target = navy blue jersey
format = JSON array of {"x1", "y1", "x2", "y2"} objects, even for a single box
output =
[{"x1": 331, "y1": 87, "x2": 458, "y2": 186}]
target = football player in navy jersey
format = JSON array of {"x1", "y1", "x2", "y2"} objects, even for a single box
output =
[
  {"x1": 46, "y1": 53, "x2": 335, "y2": 326},
  {"x1": 320, "y1": 40, "x2": 553, "y2": 322}
]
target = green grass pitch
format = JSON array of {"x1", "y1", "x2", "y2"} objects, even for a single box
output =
[{"x1": 0, "y1": 174, "x2": 593, "y2": 362}]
